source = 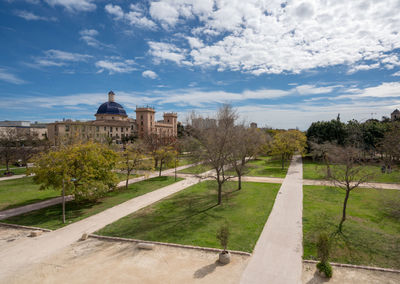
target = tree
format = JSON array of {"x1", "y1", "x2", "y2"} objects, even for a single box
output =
[
  {"x1": 271, "y1": 130, "x2": 307, "y2": 169},
  {"x1": 117, "y1": 142, "x2": 149, "y2": 189},
  {"x1": 154, "y1": 146, "x2": 177, "y2": 176},
  {"x1": 309, "y1": 141, "x2": 336, "y2": 178},
  {"x1": 229, "y1": 126, "x2": 267, "y2": 189},
  {"x1": 378, "y1": 122, "x2": 400, "y2": 166},
  {"x1": 31, "y1": 142, "x2": 118, "y2": 223},
  {"x1": 306, "y1": 118, "x2": 347, "y2": 146},
  {"x1": 0, "y1": 128, "x2": 18, "y2": 174},
  {"x1": 188, "y1": 105, "x2": 237, "y2": 205},
  {"x1": 326, "y1": 145, "x2": 373, "y2": 232}
]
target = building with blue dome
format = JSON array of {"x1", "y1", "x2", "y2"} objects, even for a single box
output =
[{"x1": 47, "y1": 91, "x2": 177, "y2": 145}]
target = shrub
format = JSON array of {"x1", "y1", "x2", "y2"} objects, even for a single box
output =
[
  {"x1": 217, "y1": 223, "x2": 230, "y2": 252},
  {"x1": 316, "y1": 232, "x2": 330, "y2": 263},
  {"x1": 316, "y1": 261, "x2": 333, "y2": 278}
]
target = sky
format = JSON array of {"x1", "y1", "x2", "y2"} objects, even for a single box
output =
[{"x1": 0, "y1": 0, "x2": 400, "y2": 130}]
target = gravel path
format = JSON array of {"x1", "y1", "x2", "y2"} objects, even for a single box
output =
[
  {"x1": 0, "y1": 176, "x2": 202, "y2": 283},
  {"x1": 240, "y1": 155, "x2": 303, "y2": 284}
]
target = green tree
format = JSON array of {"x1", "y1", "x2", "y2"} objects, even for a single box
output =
[
  {"x1": 117, "y1": 142, "x2": 150, "y2": 189},
  {"x1": 31, "y1": 142, "x2": 118, "y2": 223},
  {"x1": 271, "y1": 130, "x2": 307, "y2": 169},
  {"x1": 155, "y1": 146, "x2": 177, "y2": 176}
]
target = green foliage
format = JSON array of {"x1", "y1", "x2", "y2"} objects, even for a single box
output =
[
  {"x1": 316, "y1": 261, "x2": 333, "y2": 278},
  {"x1": 316, "y1": 232, "x2": 331, "y2": 263},
  {"x1": 270, "y1": 130, "x2": 307, "y2": 169},
  {"x1": 31, "y1": 142, "x2": 118, "y2": 201},
  {"x1": 217, "y1": 223, "x2": 230, "y2": 251},
  {"x1": 306, "y1": 118, "x2": 347, "y2": 145}
]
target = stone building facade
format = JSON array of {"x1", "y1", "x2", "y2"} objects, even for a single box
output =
[
  {"x1": 391, "y1": 109, "x2": 400, "y2": 121},
  {"x1": 0, "y1": 121, "x2": 47, "y2": 139},
  {"x1": 47, "y1": 91, "x2": 177, "y2": 145}
]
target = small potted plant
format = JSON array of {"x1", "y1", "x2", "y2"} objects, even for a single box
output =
[
  {"x1": 316, "y1": 232, "x2": 333, "y2": 278},
  {"x1": 217, "y1": 223, "x2": 230, "y2": 264}
]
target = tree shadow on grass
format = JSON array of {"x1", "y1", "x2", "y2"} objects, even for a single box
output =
[{"x1": 193, "y1": 261, "x2": 223, "y2": 279}]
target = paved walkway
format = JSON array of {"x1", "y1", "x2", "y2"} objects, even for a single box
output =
[
  {"x1": 0, "y1": 195, "x2": 74, "y2": 220},
  {"x1": 0, "y1": 174, "x2": 33, "y2": 182},
  {"x1": 240, "y1": 155, "x2": 303, "y2": 284},
  {"x1": 0, "y1": 176, "x2": 202, "y2": 283},
  {"x1": 0, "y1": 163, "x2": 197, "y2": 220}
]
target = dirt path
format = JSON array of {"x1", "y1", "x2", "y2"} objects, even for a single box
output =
[
  {"x1": 240, "y1": 155, "x2": 303, "y2": 284},
  {"x1": 4, "y1": 235, "x2": 249, "y2": 284},
  {"x1": 0, "y1": 176, "x2": 201, "y2": 283}
]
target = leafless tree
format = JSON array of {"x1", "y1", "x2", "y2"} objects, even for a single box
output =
[
  {"x1": 0, "y1": 128, "x2": 19, "y2": 174},
  {"x1": 188, "y1": 105, "x2": 237, "y2": 205},
  {"x1": 310, "y1": 141, "x2": 337, "y2": 178},
  {"x1": 229, "y1": 125, "x2": 267, "y2": 189},
  {"x1": 378, "y1": 122, "x2": 400, "y2": 168},
  {"x1": 326, "y1": 145, "x2": 373, "y2": 232}
]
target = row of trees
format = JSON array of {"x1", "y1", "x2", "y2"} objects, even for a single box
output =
[
  {"x1": 184, "y1": 105, "x2": 306, "y2": 205},
  {"x1": 307, "y1": 115, "x2": 400, "y2": 162},
  {"x1": 0, "y1": 128, "x2": 50, "y2": 174}
]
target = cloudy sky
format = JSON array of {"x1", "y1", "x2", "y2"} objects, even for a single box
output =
[{"x1": 1, "y1": 0, "x2": 400, "y2": 129}]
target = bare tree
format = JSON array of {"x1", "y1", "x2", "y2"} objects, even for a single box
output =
[
  {"x1": 310, "y1": 141, "x2": 336, "y2": 178},
  {"x1": 229, "y1": 125, "x2": 267, "y2": 189},
  {"x1": 0, "y1": 128, "x2": 18, "y2": 174},
  {"x1": 378, "y1": 122, "x2": 400, "y2": 168},
  {"x1": 327, "y1": 145, "x2": 373, "y2": 232},
  {"x1": 188, "y1": 105, "x2": 237, "y2": 205}
]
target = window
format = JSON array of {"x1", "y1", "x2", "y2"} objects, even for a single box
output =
[
  {"x1": 65, "y1": 125, "x2": 70, "y2": 131},
  {"x1": 141, "y1": 115, "x2": 143, "y2": 119},
  {"x1": 141, "y1": 121, "x2": 143, "y2": 126},
  {"x1": 110, "y1": 127, "x2": 113, "y2": 132},
  {"x1": 96, "y1": 126, "x2": 99, "y2": 132},
  {"x1": 112, "y1": 117, "x2": 114, "y2": 120},
  {"x1": 104, "y1": 126, "x2": 106, "y2": 131},
  {"x1": 150, "y1": 122, "x2": 152, "y2": 126}
]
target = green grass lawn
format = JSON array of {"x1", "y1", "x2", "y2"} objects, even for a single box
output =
[
  {"x1": 178, "y1": 164, "x2": 213, "y2": 174},
  {"x1": 303, "y1": 159, "x2": 400, "y2": 183},
  {"x1": 2, "y1": 176, "x2": 182, "y2": 230},
  {"x1": 0, "y1": 167, "x2": 28, "y2": 176},
  {"x1": 96, "y1": 181, "x2": 280, "y2": 253},
  {"x1": 0, "y1": 177, "x2": 59, "y2": 211},
  {"x1": 115, "y1": 172, "x2": 141, "y2": 182},
  {"x1": 303, "y1": 185, "x2": 400, "y2": 269},
  {"x1": 228, "y1": 156, "x2": 289, "y2": 178}
]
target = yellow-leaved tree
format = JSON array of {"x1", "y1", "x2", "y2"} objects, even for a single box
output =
[
  {"x1": 271, "y1": 130, "x2": 307, "y2": 169},
  {"x1": 31, "y1": 142, "x2": 118, "y2": 223}
]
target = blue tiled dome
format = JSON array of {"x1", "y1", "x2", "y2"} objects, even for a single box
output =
[{"x1": 96, "y1": 101, "x2": 127, "y2": 116}]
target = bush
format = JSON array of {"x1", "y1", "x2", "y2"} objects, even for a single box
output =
[
  {"x1": 316, "y1": 232, "x2": 330, "y2": 263},
  {"x1": 316, "y1": 261, "x2": 333, "y2": 278},
  {"x1": 217, "y1": 223, "x2": 229, "y2": 252}
]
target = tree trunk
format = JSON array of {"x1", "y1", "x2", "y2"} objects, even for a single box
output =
[
  {"x1": 154, "y1": 158, "x2": 158, "y2": 169},
  {"x1": 338, "y1": 189, "x2": 350, "y2": 232},
  {"x1": 159, "y1": 160, "x2": 163, "y2": 177},
  {"x1": 281, "y1": 154, "x2": 285, "y2": 170},
  {"x1": 62, "y1": 179, "x2": 66, "y2": 224},
  {"x1": 236, "y1": 169, "x2": 242, "y2": 190},
  {"x1": 125, "y1": 171, "x2": 129, "y2": 189},
  {"x1": 218, "y1": 181, "x2": 222, "y2": 205},
  {"x1": 174, "y1": 160, "x2": 177, "y2": 181}
]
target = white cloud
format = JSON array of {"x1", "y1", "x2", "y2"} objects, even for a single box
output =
[
  {"x1": 142, "y1": 70, "x2": 158, "y2": 79},
  {"x1": 31, "y1": 49, "x2": 92, "y2": 68},
  {"x1": 148, "y1": 41, "x2": 187, "y2": 65},
  {"x1": 392, "y1": 71, "x2": 400, "y2": 76},
  {"x1": 44, "y1": 0, "x2": 96, "y2": 12},
  {"x1": 143, "y1": 0, "x2": 400, "y2": 75},
  {"x1": 339, "y1": 82, "x2": 400, "y2": 99},
  {"x1": 95, "y1": 58, "x2": 136, "y2": 74},
  {"x1": 14, "y1": 10, "x2": 57, "y2": 21},
  {"x1": 79, "y1": 29, "x2": 113, "y2": 48},
  {"x1": 0, "y1": 68, "x2": 26, "y2": 85},
  {"x1": 105, "y1": 4, "x2": 156, "y2": 30}
]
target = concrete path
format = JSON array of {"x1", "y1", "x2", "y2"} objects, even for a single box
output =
[
  {"x1": 0, "y1": 174, "x2": 32, "y2": 182},
  {"x1": 0, "y1": 176, "x2": 201, "y2": 283},
  {"x1": 0, "y1": 163, "x2": 198, "y2": 221},
  {"x1": 0, "y1": 195, "x2": 74, "y2": 220},
  {"x1": 240, "y1": 155, "x2": 303, "y2": 284}
]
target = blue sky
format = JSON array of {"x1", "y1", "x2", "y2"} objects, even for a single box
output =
[{"x1": 0, "y1": 0, "x2": 399, "y2": 129}]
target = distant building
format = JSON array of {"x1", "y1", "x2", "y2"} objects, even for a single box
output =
[
  {"x1": 0, "y1": 121, "x2": 47, "y2": 139},
  {"x1": 250, "y1": 122, "x2": 258, "y2": 129},
  {"x1": 47, "y1": 91, "x2": 177, "y2": 145},
  {"x1": 391, "y1": 109, "x2": 400, "y2": 121}
]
